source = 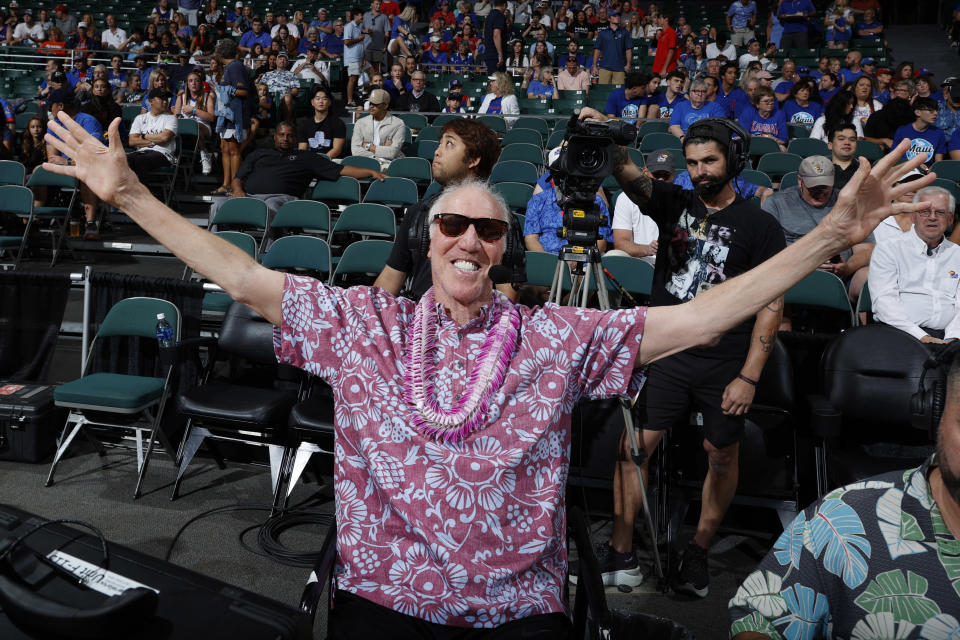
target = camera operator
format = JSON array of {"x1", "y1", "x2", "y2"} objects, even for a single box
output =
[{"x1": 573, "y1": 108, "x2": 786, "y2": 598}]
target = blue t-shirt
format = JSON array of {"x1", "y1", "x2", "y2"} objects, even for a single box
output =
[
  {"x1": 674, "y1": 170, "x2": 759, "y2": 199},
  {"x1": 383, "y1": 77, "x2": 412, "y2": 102},
  {"x1": 856, "y1": 20, "x2": 883, "y2": 39},
  {"x1": 875, "y1": 89, "x2": 891, "y2": 105},
  {"x1": 605, "y1": 88, "x2": 647, "y2": 121},
  {"x1": 48, "y1": 112, "x2": 103, "y2": 159},
  {"x1": 592, "y1": 27, "x2": 632, "y2": 72},
  {"x1": 839, "y1": 68, "x2": 862, "y2": 86},
  {"x1": 725, "y1": 87, "x2": 752, "y2": 118},
  {"x1": 670, "y1": 100, "x2": 726, "y2": 133},
  {"x1": 711, "y1": 95, "x2": 732, "y2": 119},
  {"x1": 298, "y1": 38, "x2": 321, "y2": 53},
  {"x1": 738, "y1": 106, "x2": 789, "y2": 143},
  {"x1": 949, "y1": 128, "x2": 960, "y2": 153},
  {"x1": 782, "y1": 99, "x2": 823, "y2": 128},
  {"x1": 390, "y1": 18, "x2": 409, "y2": 40},
  {"x1": 727, "y1": 1, "x2": 757, "y2": 29},
  {"x1": 778, "y1": 0, "x2": 814, "y2": 33},
  {"x1": 485, "y1": 96, "x2": 504, "y2": 114},
  {"x1": 892, "y1": 123, "x2": 947, "y2": 166},
  {"x1": 937, "y1": 101, "x2": 960, "y2": 139},
  {"x1": 527, "y1": 80, "x2": 554, "y2": 99},
  {"x1": 239, "y1": 29, "x2": 272, "y2": 50},
  {"x1": 820, "y1": 87, "x2": 840, "y2": 104},
  {"x1": 322, "y1": 34, "x2": 344, "y2": 55},
  {"x1": 523, "y1": 190, "x2": 612, "y2": 255},
  {"x1": 0, "y1": 97, "x2": 14, "y2": 125},
  {"x1": 654, "y1": 92, "x2": 686, "y2": 119},
  {"x1": 774, "y1": 80, "x2": 794, "y2": 97},
  {"x1": 827, "y1": 26, "x2": 852, "y2": 44},
  {"x1": 421, "y1": 49, "x2": 448, "y2": 72}
]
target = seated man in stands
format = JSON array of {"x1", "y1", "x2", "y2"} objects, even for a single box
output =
[
  {"x1": 259, "y1": 51, "x2": 300, "y2": 121},
  {"x1": 855, "y1": 8, "x2": 884, "y2": 41},
  {"x1": 829, "y1": 123, "x2": 859, "y2": 191},
  {"x1": 729, "y1": 336, "x2": 960, "y2": 638},
  {"x1": 608, "y1": 151, "x2": 672, "y2": 265},
  {"x1": 892, "y1": 97, "x2": 948, "y2": 169},
  {"x1": 556, "y1": 55, "x2": 591, "y2": 94},
  {"x1": 350, "y1": 89, "x2": 407, "y2": 160},
  {"x1": 213, "y1": 121, "x2": 386, "y2": 224},
  {"x1": 604, "y1": 72, "x2": 650, "y2": 122},
  {"x1": 127, "y1": 89, "x2": 178, "y2": 174},
  {"x1": 395, "y1": 70, "x2": 441, "y2": 112},
  {"x1": 524, "y1": 178, "x2": 612, "y2": 254},
  {"x1": 869, "y1": 186, "x2": 960, "y2": 343},
  {"x1": 763, "y1": 155, "x2": 873, "y2": 300}
]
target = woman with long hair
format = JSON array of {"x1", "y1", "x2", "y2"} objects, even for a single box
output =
[
  {"x1": 894, "y1": 61, "x2": 914, "y2": 82},
  {"x1": 506, "y1": 39, "x2": 528, "y2": 77},
  {"x1": 204, "y1": 0, "x2": 222, "y2": 25},
  {"x1": 810, "y1": 90, "x2": 862, "y2": 141},
  {"x1": 628, "y1": 12, "x2": 644, "y2": 38},
  {"x1": 141, "y1": 69, "x2": 171, "y2": 113},
  {"x1": 524, "y1": 66, "x2": 559, "y2": 100},
  {"x1": 387, "y1": 5, "x2": 418, "y2": 58},
  {"x1": 567, "y1": 10, "x2": 592, "y2": 39},
  {"x1": 173, "y1": 70, "x2": 216, "y2": 174},
  {"x1": 83, "y1": 78, "x2": 123, "y2": 136},
  {"x1": 915, "y1": 74, "x2": 940, "y2": 103},
  {"x1": 20, "y1": 117, "x2": 47, "y2": 204},
  {"x1": 212, "y1": 38, "x2": 251, "y2": 194},
  {"x1": 852, "y1": 75, "x2": 882, "y2": 130},
  {"x1": 245, "y1": 42, "x2": 265, "y2": 67},
  {"x1": 478, "y1": 71, "x2": 519, "y2": 116},
  {"x1": 191, "y1": 22, "x2": 216, "y2": 56},
  {"x1": 143, "y1": 22, "x2": 160, "y2": 51},
  {"x1": 684, "y1": 43, "x2": 708, "y2": 75}
]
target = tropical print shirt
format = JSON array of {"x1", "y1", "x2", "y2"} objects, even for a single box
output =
[
  {"x1": 274, "y1": 275, "x2": 646, "y2": 627},
  {"x1": 728, "y1": 456, "x2": 960, "y2": 639}
]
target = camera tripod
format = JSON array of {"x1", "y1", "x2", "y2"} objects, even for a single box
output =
[{"x1": 550, "y1": 244, "x2": 665, "y2": 583}]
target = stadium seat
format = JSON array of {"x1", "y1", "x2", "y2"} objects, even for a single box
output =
[
  {"x1": 492, "y1": 181, "x2": 535, "y2": 214},
  {"x1": 260, "y1": 235, "x2": 332, "y2": 283},
  {"x1": 200, "y1": 232, "x2": 257, "y2": 313},
  {"x1": 502, "y1": 128, "x2": 543, "y2": 147},
  {"x1": 416, "y1": 139, "x2": 439, "y2": 161},
  {"x1": 416, "y1": 125, "x2": 441, "y2": 142},
  {"x1": 511, "y1": 117, "x2": 551, "y2": 136},
  {"x1": 340, "y1": 155, "x2": 382, "y2": 173},
  {"x1": 523, "y1": 250, "x2": 571, "y2": 291},
  {"x1": 784, "y1": 270, "x2": 856, "y2": 326},
  {"x1": 396, "y1": 112, "x2": 428, "y2": 131},
  {"x1": 600, "y1": 254, "x2": 653, "y2": 298},
  {"x1": 931, "y1": 160, "x2": 960, "y2": 183},
  {"x1": 477, "y1": 115, "x2": 507, "y2": 134},
  {"x1": 748, "y1": 136, "x2": 782, "y2": 161},
  {"x1": 756, "y1": 153, "x2": 803, "y2": 180},
  {"x1": 856, "y1": 139, "x2": 884, "y2": 164},
  {"x1": 788, "y1": 125, "x2": 811, "y2": 140},
  {"x1": 268, "y1": 200, "x2": 331, "y2": 242},
  {"x1": 362, "y1": 177, "x2": 419, "y2": 208},
  {"x1": 489, "y1": 160, "x2": 540, "y2": 185},
  {"x1": 48, "y1": 297, "x2": 182, "y2": 499},
  {"x1": 786, "y1": 138, "x2": 829, "y2": 158},
  {"x1": 211, "y1": 197, "x2": 269, "y2": 250},
  {"x1": 498, "y1": 143, "x2": 544, "y2": 167},
  {"x1": 311, "y1": 176, "x2": 361, "y2": 210},
  {"x1": 636, "y1": 121, "x2": 669, "y2": 137},
  {"x1": 546, "y1": 130, "x2": 565, "y2": 149},
  {"x1": 639, "y1": 132, "x2": 682, "y2": 153},
  {"x1": 741, "y1": 169, "x2": 773, "y2": 189},
  {"x1": 331, "y1": 239, "x2": 394, "y2": 286},
  {"x1": 424, "y1": 181, "x2": 443, "y2": 199},
  {"x1": 433, "y1": 114, "x2": 466, "y2": 127},
  {"x1": 0, "y1": 159, "x2": 25, "y2": 185},
  {"x1": 385, "y1": 157, "x2": 433, "y2": 190},
  {"x1": 0, "y1": 185, "x2": 33, "y2": 269},
  {"x1": 780, "y1": 171, "x2": 799, "y2": 190},
  {"x1": 331, "y1": 203, "x2": 396, "y2": 242}
]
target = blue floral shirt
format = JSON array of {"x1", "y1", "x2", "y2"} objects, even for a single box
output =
[
  {"x1": 523, "y1": 189, "x2": 612, "y2": 255},
  {"x1": 728, "y1": 457, "x2": 960, "y2": 639},
  {"x1": 935, "y1": 102, "x2": 960, "y2": 140}
]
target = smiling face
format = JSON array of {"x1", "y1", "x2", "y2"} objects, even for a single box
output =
[{"x1": 428, "y1": 185, "x2": 506, "y2": 323}]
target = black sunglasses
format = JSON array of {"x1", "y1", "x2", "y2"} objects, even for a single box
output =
[{"x1": 433, "y1": 213, "x2": 509, "y2": 242}]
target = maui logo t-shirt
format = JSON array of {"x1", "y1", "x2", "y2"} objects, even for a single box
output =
[
  {"x1": 907, "y1": 138, "x2": 936, "y2": 163},
  {"x1": 790, "y1": 111, "x2": 816, "y2": 127}
]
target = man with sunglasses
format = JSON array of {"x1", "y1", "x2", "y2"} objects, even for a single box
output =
[
  {"x1": 42, "y1": 108, "x2": 935, "y2": 637},
  {"x1": 869, "y1": 186, "x2": 960, "y2": 343},
  {"x1": 763, "y1": 155, "x2": 873, "y2": 301},
  {"x1": 373, "y1": 118, "x2": 516, "y2": 300}
]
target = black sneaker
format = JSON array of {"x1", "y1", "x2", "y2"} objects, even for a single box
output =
[
  {"x1": 83, "y1": 220, "x2": 100, "y2": 240},
  {"x1": 673, "y1": 541, "x2": 709, "y2": 597},
  {"x1": 569, "y1": 542, "x2": 644, "y2": 587}
]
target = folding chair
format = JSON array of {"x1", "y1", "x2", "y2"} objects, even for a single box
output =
[
  {"x1": 268, "y1": 199, "x2": 331, "y2": 243},
  {"x1": 756, "y1": 152, "x2": 803, "y2": 181},
  {"x1": 0, "y1": 185, "x2": 32, "y2": 269},
  {"x1": 639, "y1": 131, "x2": 682, "y2": 153},
  {"x1": 0, "y1": 159, "x2": 25, "y2": 186},
  {"x1": 498, "y1": 143, "x2": 544, "y2": 167},
  {"x1": 489, "y1": 160, "x2": 540, "y2": 185},
  {"x1": 47, "y1": 297, "x2": 181, "y2": 499},
  {"x1": 211, "y1": 197, "x2": 269, "y2": 250},
  {"x1": 311, "y1": 176, "x2": 361, "y2": 211},
  {"x1": 175, "y1": 118, "x2": 201, "y2": 190},
  {"x1": 260, "y1": 235, "x2": 331, "y2": 283},
  {"x1": 141, "y1": 134, "x2": 181, "y2": 205},
  {"x1": 492, "y1": 181, "x2": 534, "y2": 214},
  {"x1": 24, "y1": 167, "x2": 79, "y2": 266},
  {"x1": 331, "y1": 203, "x2": 396, "y2": 248},
  {"x1": 331, "y1": 239, "x2": 394, "y2": 286},
  {"x1": 362, "y1": 177, "x2": 419, "y2": 209}
]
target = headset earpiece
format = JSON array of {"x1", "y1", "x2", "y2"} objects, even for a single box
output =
[
  {"x1": 684, "y1": 117, "x2": 751, "y2": 180},
  {"x1": 911, "y1": 342, "x2": 960, "y2": 435}
]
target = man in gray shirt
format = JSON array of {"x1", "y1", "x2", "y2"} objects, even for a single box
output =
[
  {"x1": 762, "y1": 155, "x2": 874, "y2": 301},
  {"x1": 362, "y1": 0, "x2": 390, "y2": 74}
]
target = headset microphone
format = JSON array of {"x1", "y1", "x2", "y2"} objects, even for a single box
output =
[{"x1": 488, "y1": 265, "x2": 513, "y2": 285}]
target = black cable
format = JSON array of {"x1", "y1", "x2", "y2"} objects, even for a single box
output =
[
  {"x1": 257, "y1": 511, "x2": 336, "y2": 567},
  {"x1": 0, "y1": 519, "x2": 110, "y2": 569},
  {"x1": 164, "y1": 504, "x2": 274, "y2": 562}
]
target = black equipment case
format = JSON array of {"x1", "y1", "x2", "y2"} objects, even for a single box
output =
[
  {"x1": 0, "y1": 382, "x2": 65, "y2": 463},
  {"x1": 0, "y1": 503, "x2": 313, "y2": 639}
]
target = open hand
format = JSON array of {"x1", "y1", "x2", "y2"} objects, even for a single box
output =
[
  {"x1": 824, "y1": 139, "x2": 936, "y2": 249},
  {"x1": 43, "y1": 114, "x2": 139, "y2": 209}
]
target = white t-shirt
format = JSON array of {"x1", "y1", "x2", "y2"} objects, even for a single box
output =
[
  {"x1": 706, "y1": 42, "x2": 737, "y2": 61},
  {"x1": 271, "y1": 23, "x2": 300, "y2": 38},
  {"x1": 611, "y1": 192, "x2": 659, "y2": 265},
  {"x1": 101, "y1": 27, "x2": 127, "y2": 48},
  {"x1": 130, "y1": 112, "x2": 179, "y2": 162},
  {"x1": 809, "y1": 115, "x2": 863, "y2": 142},
  {"x1": 13, "y1": 23, "x2": 45, "y2": 41}
]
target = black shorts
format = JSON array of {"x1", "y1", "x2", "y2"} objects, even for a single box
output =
[{"x1": 642, "y1": 350, "x2": 746, "y2": 449}]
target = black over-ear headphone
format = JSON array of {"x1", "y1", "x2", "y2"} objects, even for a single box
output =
[
  {"x1": 910, "y1": 341, "x2": 960, "y2": 439},
  {"x1": 409, "y1": 205, "x2": 527, "y2": 284},
  {"x1": 684, "y1": 117, "x2": 751, "y2": 180},
  {"x1": 0, "y1": 520, "x2": 159, "y2": 638}
]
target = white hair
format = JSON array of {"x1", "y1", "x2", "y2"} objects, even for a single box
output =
[
  {"x1": 427, "y1": 180, "x2": 514, "y2": 245},
  {"x1": 914, "y1": 186, "x2": 956, "y2": 216}
]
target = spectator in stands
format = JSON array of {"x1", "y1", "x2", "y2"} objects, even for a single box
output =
[
  {"x1": 374, "y1": 118, "x2": 505, "y2": 300},
  {"x1": 483, "y1": 0, "x2": 507, "y2": 74},
  {"x1": 895, "y1": 60, "x2": 914, "y2": 82},
  {"x1": 53, "y1": 3, "x2": 77, "y2": 36},
  {"x1": 523, "y1": 66, "x2": 559, "y2": 100},
  {"x1": 12, "y1": 10, "x2": 45, "y2": 46},
  {"x1": 292, "y1": 44, "x2": 327, "y2": 84},
  {"x1": 19, "y1": 116, "x2": 46, "y2": 176},
  {"x1": 238, "y1": 17, "x2": 271, "y2": 55},
  {"x1": 504, "y1": 38, "x2": 528, "y2": 76},
  {"x1": 730, "y1": 350, "x2": 960, "y2": 638},
  {"x1": 783, "y1": 81, "x2": 823, "y2": 129},
  {"x1": 171, "y1": 70, "x2": 215, "y2": 174},
  {"x1": 591, "y1": 10, "x2": 631, "y2": 85},
  {"x1": 777, "y1": 0, "x2": 815, "y2": 49},
  {"x1": 526, "y1": 26, "x2": 554, "y2": 59},
  {"x1": 362, "y1": 0, "x2": 390, "y2": 75},
  {"x1": 828, "y1": 122, "x2": 859, "y2": 191},
  {"x1": 773, "y1": 60, "x2": 798, "y2": 102},
  {"x1": 874, "y1": 66, "x2": 894, "y2": 103},
  {"x1": 204, "y1": 0, "x2": 223, "y2": 27},
  {"x1": 860, "y1": 56, "x2": 877, "y2": 81},
  {"x1": 127, "y1": 89, "x2": 178, "y2": 175},
  {"x1": 755, "y1": 69, "x2": 775, "y2": 89},
  {"x1": 44, "y1": 89, "x2": 101, "y2": 238},
  {"x1": 141, "y1": 69, "x2": 172, "y2": 113},
  {"x1": 872, "y1": 169, "x2": 925, "y2": 244},
  {"x1": 566, "y1": 39, "x2": 590, "y2": 69},
  {"x1": 556, "y1": 54, "x2": 590, "y2": 93},
  {"x1": 706, "y1": 33, "x2": 736, "y2": 62},
  {"x1": 320, "y1": 18, "x2": 344, "y2": 59},
  {"x1": 396, "y1": 70, "x2": 441, "y2": 112},
  {"x1": 765, "y1": 155, "x2": 873, "y2": 299},
  {"x1": 669, "y1": 77, "x2": 726, "y2": 138},
  {"x1": 810, "y1": 90, "x2": 862, "y2": 142},
  {"x1": 915, "y1": 72, "x2": 941, "y2": 105},
  {"x1": 739, "y1": 86, "x2": 788, "y2": 150},
  {"x1": 855, "y1": 7, "x2": 883, "y2": 40},
  {"x1": 83, "y1": 79, "x2": 123, "y2": 138},
  {"x1": 442, "y1": 92, "x2": 465, "y2": 113},
  {"x1": 259, "y1": 51, "x2": 299, "y2": 121},
  {"x1": 609, "y1": 150, "x2": 674, "y2": 265},
  {"x1": 603, "y1": 72, "x2": 648, "y2": 121},
  {"x1": 726, "y1": 0, "x2": 757, "y2": 47},
  {"x1": 387, "y1": 6, "x2": 418, "y2": 59},
  {"x1": 651, "y1": 13, "x2": 678, "y2": 75},
  {"x1": 351, "y1": 88, "x2": 406, "y2": 160},
  {"x1": 478, "y1": 72, "x2": 519, "y2": 116},
  {"x1": 567, "y1": 9, "x2": 593, "y2": 39},
  {"x1": 869, "y1": 186, "x2": 960, "y2": 342},
  {"x1": 682, "y1": 44, "x2": 709, "y2": 76},
  {"x1": 648, "y1": 69, "x2": 686, "y2": 119},
  {"x1": 826, "y1": 16, "x2": 853, "y2": 48},
  {"x1": 151, "y1": 0, "x2": 176, "y2": 24},
  {"x1": 863, "y1": 97, "x2": 916, "y2": 150},
  {"x1": 938, "y1": 79, "x2": 960, "y2": 139},
  {"x1": 839, "y1": 50, "x2": 864, "y2": 86},
  {"x1": 343, "y1": 10, "x2": 366, "y2": 107},
  {"x1": 445, "y1": 80, "x2": 471, "y2": 112},
  {"x1": 101, "y1": 13, "x2": 126, "y2": 49},
  {"x1": 116, "y1": 71, "x2": 145, "y2": 104},
  {"x1": 422, "y1": 35, "x2": 449, "y2": 72},
  {"x1": 524, "y1": 184, "x2": 611, "y2": 254},
  {"x1": 718, "y1": 64, "x2": 749, "y2": 118},
  {"x1": 270, "y1": 13, "x2": 298, "y2": 39},
  {"x1": 298, "y1": 26, "x2": 321, "y2": 54},
  {"x1": 818, "y1": 70, "x2": 840, "y2": 104},
  {"x1": 383, "y1": 62, "x2": 411, "y2": 103},
  {"x1": 66, "y1": 20, "x2": 94, "y2": 52},
  {"x1": 892, "y1": 97, "x2": 947, "y2": 169},
  {"x1": 211, "y1": 38, "x2": 250, "y2": 195},
  {"x1": 215, "y1": 121, "x2": 385, "y2": 225},
  {"x1": 738, "y1": 38, "x2": 765, "y2": 70},
  {"x1": 66, "y1": 54, "x2": 93, "y2": 92}
]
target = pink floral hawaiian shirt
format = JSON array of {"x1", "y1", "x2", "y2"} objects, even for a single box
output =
[{"x1": 274, "y1": 275, "x2": 646, "y2": 628}]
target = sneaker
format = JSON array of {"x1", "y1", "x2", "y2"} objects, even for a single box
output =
[
  {"x1": 673, "y1": 541, "x2": 709, "y2": 598},
  {"x1": 569, "y1": 542, "x2": 644, "y2": 588},
  {"x1": 82, "y1": 220, "x2": 99, "y2": 240},
  {"x1": 200, "y1": 150, "x2": 213, "y2": 175}
]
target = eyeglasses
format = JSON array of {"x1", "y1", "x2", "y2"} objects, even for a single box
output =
[
  {"x1": 918, "y1": 210, "x2": 953, "y2": 219},
  {"x1": 433, "y1": 213, "x2": 509, "y2": 242}
]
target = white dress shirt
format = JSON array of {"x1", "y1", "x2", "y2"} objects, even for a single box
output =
[
  {"x1": 873, "y1": 217, "x2": 912, "y2": 245},
  {"x1": 869, "y1": 231, "x2": 960, "y2": 340}
]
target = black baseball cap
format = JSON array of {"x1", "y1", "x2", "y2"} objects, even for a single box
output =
[{"x1": 46, "y1": 88, "x2": 75, "y2": 108}]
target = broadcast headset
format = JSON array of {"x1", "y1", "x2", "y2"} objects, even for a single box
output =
[
  {"x1": 684, "y1": 117, "x2": 751, "y2": 180},
  {"x1": 910, "y1": 341, "x2": 960, "y2": 438}
]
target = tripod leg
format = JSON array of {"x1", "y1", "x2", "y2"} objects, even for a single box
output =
[{"x1": 620, "y1": 400, "x2": 665, "y2": 581}]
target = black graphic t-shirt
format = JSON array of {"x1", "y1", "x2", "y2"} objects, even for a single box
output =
[{"x1": 643, "y1": 180, "x2": 786, "y2": 359}]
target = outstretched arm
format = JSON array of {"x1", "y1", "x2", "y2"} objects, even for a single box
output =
[
  {"x1": 44, "y1": 114, "x2": 285, "y2": 325},
  {"x1": 636, "y1": 140, "x2": 936, "y2": 367}
]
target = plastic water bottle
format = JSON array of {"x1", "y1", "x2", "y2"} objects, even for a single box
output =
[{"x1": 155, "y1": 313, "x2": 174, "y2": 348}]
